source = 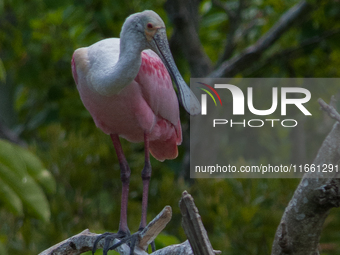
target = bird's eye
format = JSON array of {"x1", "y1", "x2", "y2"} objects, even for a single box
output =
[{"x1": 147, "y1": 23, "x2": 153, "y2": 29}]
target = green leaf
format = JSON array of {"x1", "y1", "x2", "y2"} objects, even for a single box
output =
[
  {"x1": 0, "y1": 139, "x2": 52, "y2": 221},
  {"x1": 0, "y1": 177, "x2": 23, "y2": 216},
  {"x1": 155, "y1": 234, "x2": 180, "y2": 249},
  {"x1": 0, "y1": 139, "x2": 26, "y2": 176},
  {"x1": 0, "y1": 161, "x2": 50, "y2": 221},
  {"x1": 17, "y1": 145, "x2": 56, "y2": 194}
]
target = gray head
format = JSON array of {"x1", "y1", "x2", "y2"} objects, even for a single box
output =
[
  {"x1": 120, "y1": 10, "x2": 165, "y2": 48},
  {"x1": 120, "y1": 10, "x2": 201, "y2": 115}
]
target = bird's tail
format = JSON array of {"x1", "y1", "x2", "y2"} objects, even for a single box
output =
[{"x1": 149, "y1": 119, "x2": 182, "y2": 161}]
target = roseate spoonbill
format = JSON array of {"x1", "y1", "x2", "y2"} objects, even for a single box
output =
[{"x1": 71, "y1": 10, "x2": 200, "y2": 254}]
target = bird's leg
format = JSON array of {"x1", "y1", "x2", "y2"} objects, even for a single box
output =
[
  {"x1": 138, "y1": 133, "x2": 156, "y2": 252},
  {"x1": 140, "y1": 133, "x2": 151, "y2": 230},
  {"x1": 107, "y1": 134, "x2": 154, "y2": 254},
  {"x1": 93, "y1": 134, "x2": 155, "y2": 254},
  {"x1": 110, "y1": 134, "x2": 131, "y2": 236},
  {"x1": 92, "y1": 134, "x2": 132, "y2": 255}
]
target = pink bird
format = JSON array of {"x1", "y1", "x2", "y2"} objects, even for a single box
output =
[{"x1": 72, "y1": 10, "x2": 200, "y2": 254}]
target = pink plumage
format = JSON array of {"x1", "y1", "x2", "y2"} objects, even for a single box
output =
[
  {"x1": 72, "y1": 48, "x2": 182, "y2": 161},
  {"x1": 71, "y1": 11, "x2": 200, "y2": 254}
]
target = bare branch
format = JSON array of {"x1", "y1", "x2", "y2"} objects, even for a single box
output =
[
  {"x1": 245, "y1": 29, "x2": 340, "y2": 76},
  {"x1": 38, "y1": 229, "x2": 116, "y2": 255},
  {"x1": 318, "y1": 97, "x2": 340, "y2": 123},
  {"x1": 39, "y1": 206, "x2": 172, "y2": 255},
  {"x1": 210, "y1": 0, "x2": 314, "y2": 78},
  {"x1": 151, "y1": 240, "x2": 193, "y2": 255},
  {"x1": 39, "y1": 193, "x2": 220, "y2": 255},
  {"x1": 271, "y1": 118, "x2": 340, "y2": 254},
  {"x1": 278, "y1": 222, "x2": 292, "y2": 253},
  {"x1": 180, "y1": 191, "x2": 221, "y2": 255},
  {"x1": 138, "y1": 206, "x2": 172, "y2": 250}
]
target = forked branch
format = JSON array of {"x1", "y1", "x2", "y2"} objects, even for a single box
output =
[{"x1": 39, "y1": 192, "x2": 220, "y2": 255}]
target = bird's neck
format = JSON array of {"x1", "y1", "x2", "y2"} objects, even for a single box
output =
[
  {"x1": 92, "y1": 36, "x2": 143, "y2": 96},
  {"x1": 114, "y1": 44, "x2": 142, "y2": 91}
]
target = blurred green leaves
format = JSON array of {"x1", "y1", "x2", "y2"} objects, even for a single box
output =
[
  {"x1": 0, "y1": 0, "x2": 340, "y2": 254},
  {"x1": 0, "y1": 139, "x2": 55, "y2": 221},
  {"x1": 0, "y1": 59, "x2": 5, "y2": 82}
]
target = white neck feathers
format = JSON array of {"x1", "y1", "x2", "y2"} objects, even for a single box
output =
[{"x1": 87, "y1": 35, "x2": 143, "y2": 96}]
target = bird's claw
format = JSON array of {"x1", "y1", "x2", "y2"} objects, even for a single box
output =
[
  {"x1": 92, "y1": 231, "x2": 126, "y2": 255},
  {"x1": 92, "y1": 231, "x2": 141, "y2": 255},
  {"x1": 108, "y1": 232, "x2": 140, "y2": 255}
]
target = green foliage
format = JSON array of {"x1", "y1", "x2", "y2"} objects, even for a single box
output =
[
  {"x1": 1, "y1": 0, "x2": 340, "y2": 255},
  {"x1": 155, "y1": 233, "x2": 180, "y2": 249},
  {"x1": 0, "y1": 139, "x2": 55, "y2": 221}
]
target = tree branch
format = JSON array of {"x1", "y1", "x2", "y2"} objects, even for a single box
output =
[
  {"x1": 180, "y1": 191, "x2": 221, "y2": 255},
  {"x1": 38, "y1": 229, "x2": 130, "y2": 255},
  {"x1": 210, "y1": 0, "x2": 314, "y2": 78},
  {"x1": 212, "y1": 0, "x2": 246, "y2": 65},
  {"x1": 271, "y1": 99, "x2": 340, "y2": 255},
  {"x1": 39, "y1": 206, "x2": 172, "y2": 255},
  {"x1": 165, "y1": 0, "x2": 213, "y2": 77},
  {"x1": 318, "y1": 97, "x2": 340, "y2": 123},
  {"x1": 245, "y1": 29, "x2": 340, "y2": 76},
  {"x1": 38, "y1": 193, "x2": 220, "y2": 255}
]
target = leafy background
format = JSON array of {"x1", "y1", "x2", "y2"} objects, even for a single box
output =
[{"x1": 1, "y1": 0, "x2": 340, "y2": 254}]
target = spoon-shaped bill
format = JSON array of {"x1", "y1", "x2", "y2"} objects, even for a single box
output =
[{"x1": 150, "y1": 28, "x2": 201, "y2": 116}]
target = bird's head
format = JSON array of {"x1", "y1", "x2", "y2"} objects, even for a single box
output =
[
  {"x1": 139, "y1": 10, "x2": 165, "y2": 42},
  {"x1": 121, "y1": 10, "x2": 201, "y2": 116},
  {"x1": 121, "y1": 11, "x2": 167, "y2": 50}
]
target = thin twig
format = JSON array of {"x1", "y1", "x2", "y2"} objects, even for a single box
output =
[
  {"x1": 318, "y1": 97, "x2": 340, "y2": 123},
  {"x1": 245, "y1": 29, "x2": 340, "y2": 76},
  {"x1": 210, "y1": 0, "x2": 313, "y2": 78}
]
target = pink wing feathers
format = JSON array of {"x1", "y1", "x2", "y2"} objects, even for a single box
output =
[
  {"x1": 136, "y1": 50, "x2": 182, "y2": 161},
  {"x1": 72, "y1": 45, "x2": 182, "y2": 162}
]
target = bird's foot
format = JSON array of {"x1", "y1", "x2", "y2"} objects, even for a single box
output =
[{"x1": 92, "y1": 230, "x2": 141, "y2": 255}]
